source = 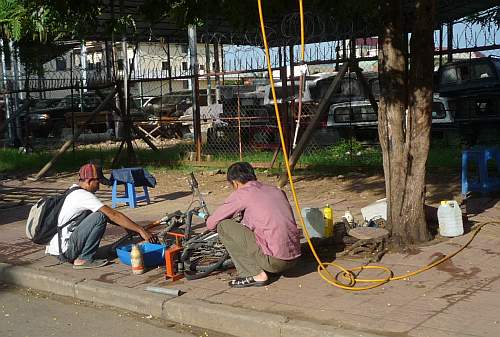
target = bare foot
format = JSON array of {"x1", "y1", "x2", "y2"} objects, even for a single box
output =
[
  {"x1": 73, "y1": 258, "x2": 86, "y2": 266},
  {"x1": 252, "y1": 270, "x2": 268, "y2": 282}
]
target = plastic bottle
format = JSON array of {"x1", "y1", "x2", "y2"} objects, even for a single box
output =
[
  {"x1": 301, "y1": 207, "x2": 324, "y2": 238},
  {"x1": 437, "y1": 200, "x2": 464, "y2": 237},
  {"x1": 130, "y1": 244, "x2": 144, "y2": 275},
  {"x1": 323, "y1": 204, "x2": 334, "y2": 238},
  {"x1": 343, "y1": 210, "x2": 354, "y2": 226}
]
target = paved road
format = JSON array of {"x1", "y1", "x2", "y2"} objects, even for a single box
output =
[{"x1": 0, "y1": 283, "x2": 227, "y2": 337}]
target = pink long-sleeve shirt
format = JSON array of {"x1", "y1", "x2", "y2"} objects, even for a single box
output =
[{"x1": 206, "y1": 181, "x2": 301, "y2": 260}]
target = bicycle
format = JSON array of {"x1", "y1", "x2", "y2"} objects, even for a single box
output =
[{"x1": 110, "y1": 172, "x2": 233, "y2": 280}]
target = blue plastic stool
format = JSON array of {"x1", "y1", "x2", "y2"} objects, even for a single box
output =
[
  {"x1": 461, "y1": 147, "x2": 500, "y2": 196},
  {"x1": 111, "y1": 180, "x2": 150, "y2": 208}
]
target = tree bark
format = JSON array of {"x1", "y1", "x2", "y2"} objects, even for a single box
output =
[{"x1": 378, "y1": 0, "x2": 435, "y2": 245}]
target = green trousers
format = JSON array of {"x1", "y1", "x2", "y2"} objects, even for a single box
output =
[{"x1": 217, "y1": 219, "x2": 297, "y2": 277}]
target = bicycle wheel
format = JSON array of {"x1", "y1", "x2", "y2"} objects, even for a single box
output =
[
  {"x1": 181, "y1": 234, "x2": 233, "y2": 280},
  {"x1": 185, "y1": 251, "x2": 233, "y2": 272},
  {"x1": 183, "y1": 251, "x2": 231, "y2": 280}
]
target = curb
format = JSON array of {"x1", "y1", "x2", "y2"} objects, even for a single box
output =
[{"x1": 0, "y1": 262, "x2": 384, "y2": 337}]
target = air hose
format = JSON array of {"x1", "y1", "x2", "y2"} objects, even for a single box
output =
[{"x1": 257, "y1": 0, "x2": 499, "y2": 291}]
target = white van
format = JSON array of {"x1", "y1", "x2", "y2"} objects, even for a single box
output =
[{"x1": 327, "y1": 94, "x2": 454, "y2": 128}]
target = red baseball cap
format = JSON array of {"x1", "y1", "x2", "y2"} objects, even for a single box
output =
[{"x1": 78, "y1": 163, "x2": 109, "y2": 185}]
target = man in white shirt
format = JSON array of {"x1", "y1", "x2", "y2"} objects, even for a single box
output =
[{"x1": 46, "y1": 163, "x2": 157, "y2": 269}]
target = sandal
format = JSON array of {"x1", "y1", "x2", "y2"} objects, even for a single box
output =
[
  {"x1": 73, "y1": 259, "x2": 109, "y2": 270},
  {"x1": 228, "y1": 276, "x2": 269, "y2": 288}
]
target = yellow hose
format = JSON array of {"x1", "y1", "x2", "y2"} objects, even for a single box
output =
[
  {"x1": 257, "y1": 0, "x2": 499, "y2": 291},
  {"x1": 298, "y1": 0, "x2": 305, "y2": 61}
]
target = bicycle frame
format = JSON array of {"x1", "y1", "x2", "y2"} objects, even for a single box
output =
[{"x1": 110, "y1": 172, "x2": 231, "y2": 281}]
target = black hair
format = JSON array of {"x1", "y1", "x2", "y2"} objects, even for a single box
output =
[{"x1": 227, "y1": 162, "x2": 257, "y2": 184}]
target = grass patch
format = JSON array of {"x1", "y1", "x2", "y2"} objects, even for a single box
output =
[
  {"x1": 0, "y1": 149, "x2": 53, "y2": 174},
  {"x1": 0, "y1": 138, "x2": 466, "y2": 177},
  {"x1": 211, "y1": 140, "x2": 383, "y2": 169},
  {"x1": 0, "y1": 145, "x2": 187, "y2": 176},
  {"x1": 427, "y1": 146, "x2": 461, "y2": 168}
]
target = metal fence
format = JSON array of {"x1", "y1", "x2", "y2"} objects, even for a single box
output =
[{"x1": 0, "y1": 13, "x2": 499, "y2": 170}]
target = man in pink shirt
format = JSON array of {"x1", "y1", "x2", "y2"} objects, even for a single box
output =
[{"x1": 206, "y1": 162, "x2": 301, "y2": 288}]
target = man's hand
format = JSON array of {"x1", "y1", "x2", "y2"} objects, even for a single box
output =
[
  {"x1": 99, "y1": 205, "x2": 159, "y2": 244},
  {"x1": 139, "y1": 229, "x2": 159, "y2": 244}
]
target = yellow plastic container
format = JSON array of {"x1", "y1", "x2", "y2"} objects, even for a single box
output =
[{"x1": 323, "y1": 204, "x2": 334, "y2": 238}]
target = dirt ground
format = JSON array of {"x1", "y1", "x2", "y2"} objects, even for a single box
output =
[{"x1": 0, "y1": 166, "x2": 468, "y2": 240}]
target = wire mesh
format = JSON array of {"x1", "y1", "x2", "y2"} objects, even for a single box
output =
[{"x1": 0, "y1": 14, "x2": 499, "y2": 170}]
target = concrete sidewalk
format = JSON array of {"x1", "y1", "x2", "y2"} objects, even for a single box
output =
[{"x1": 1, "y1": 176, "x2": 500, "y2": 337}]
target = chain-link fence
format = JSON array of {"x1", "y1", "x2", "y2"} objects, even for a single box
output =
[{"x1": 1, "y1": 13, "x2": 499, "y2": 173}]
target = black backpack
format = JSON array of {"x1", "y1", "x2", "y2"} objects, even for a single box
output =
[{"x1": 26, "y1": 186, "x2": 84, "y2": 245}]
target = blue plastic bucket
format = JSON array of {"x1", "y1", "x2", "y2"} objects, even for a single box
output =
[{"x1": 116, "y1": 243, "x2": 165, "y2": 267}]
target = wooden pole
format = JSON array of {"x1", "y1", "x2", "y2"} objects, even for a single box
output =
[
  {"x1": 292, "y1": 73, "x2": 305, "y2": 149},
  {"x1": 288, "y1": 44, "x2": 296, "y2": 152},
  {"x1": 213, "y1": 41, "x2": 221, "y2": 102},
  {"x1": 220, "y1": 43, "x2": 225, "y2": 85},
  {"x1": 111, "y1": 139, "x2": 126, "y2": 168},
  {"x1": 277, "y1": 62, "x2": 349, "y2": 188},
  {"x1": 32, "y1": 88, "x2": 117, "y2": 181},
  {"x1": 188, "y1": 25, "x2": 202, "y2": 161},
  {"x1": 131, "y1": 125, "x2": 159, "y2": 152},
  {"x1": 121, "y1": 37, "x2": 135, "y2": 163},
  {"x1": 269, "y1": 147, "x2": 280, "y2": 169},
  {"x1": 237, "y1": 91, "x2": 243, "y2": 161},
  {"x1": 166, "y1": 39, "x2": 172, "y2": 93},
  {"x1": 103, "y1": 91, "x2": 159, "y2": 154},
  {"x1": 351, "y1": 63, "x2": 378, "y2": 114},
  {"x1": 278, "y1": 47, "x2": 290, "y2": 154},
  {"x1": 205, "y1": 40, "x2": 212, "y2": 105}
]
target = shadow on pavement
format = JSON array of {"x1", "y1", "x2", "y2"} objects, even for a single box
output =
[
  {"x1": 283, "y1": 239, "x2": 343, "y2": 279},
  {"x1": 0, "y1": 204, "x2": 32, "y2": 225},
  {"x1": 153, "y1": 191, "x2": 192, "y2": 201}
]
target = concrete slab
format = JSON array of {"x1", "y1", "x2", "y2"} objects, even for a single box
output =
[{"x1": 2, "y1": 173, "x2": 500, "y2": 337}]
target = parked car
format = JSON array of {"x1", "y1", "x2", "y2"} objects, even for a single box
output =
[
  {"x1": 143, "y1": 90, "x2": 214, "y2": 118},
  {"x1": 15, "y1": 98, "x2": 61, "y2": 137},
  {"x1": 436, "y1": 56, "x2": 500, "y2": 96},
  {"x1": 263, "y1": 72, "x2": 337, "y2": 106},
  {"x1": 262, "y1": 71, "x2": 379, "y2": 106},
  {"x1": 325, "y1": 94, "x2": 455, "y2": 142},
  {"x1": 61, "y1": 92, "x2": 114, "y2": 133},
  {"x1": 24, "y1": 98, "x2": 63, "y2": 137}
]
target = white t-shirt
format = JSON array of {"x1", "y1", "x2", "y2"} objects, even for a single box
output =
[{"x1": 45, "y1": 184, "x2": 104, "y2": 256}]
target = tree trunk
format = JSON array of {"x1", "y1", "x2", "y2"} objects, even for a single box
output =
[{"x1": 378, "y1": 0, "x2": 435, "y2": 245}]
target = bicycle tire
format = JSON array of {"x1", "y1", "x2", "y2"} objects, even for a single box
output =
[
  {"x1": 184, "y1": 251, "x2": 230, "y2": 280},
  {"x1": 186, "y1": 254, "x2": 234, "y2": 273}
]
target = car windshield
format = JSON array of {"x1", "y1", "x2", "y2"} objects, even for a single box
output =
[
  {"x1": 32, "y1": 100, "x2": 57, "y2": 109},
  {"x1": 440, "y1": 67, "x2": 458, "y2": 84},
  {"x1": 56, "y1": 94, "x2": 101, "y2": 109},
  {"x1": 161, "y1": 95, "x2": 190, "y2": 105},
  {"x1": 471, "y1": 62, "x2": 495, "y2": 80}
]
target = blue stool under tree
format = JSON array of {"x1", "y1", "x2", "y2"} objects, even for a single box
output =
[
  {"x1": 461, "y1": 147, "x2": 500, "y2": 197},
  {"x1": 110, "y1": 167, "x2": 156, "y2": 208}
]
